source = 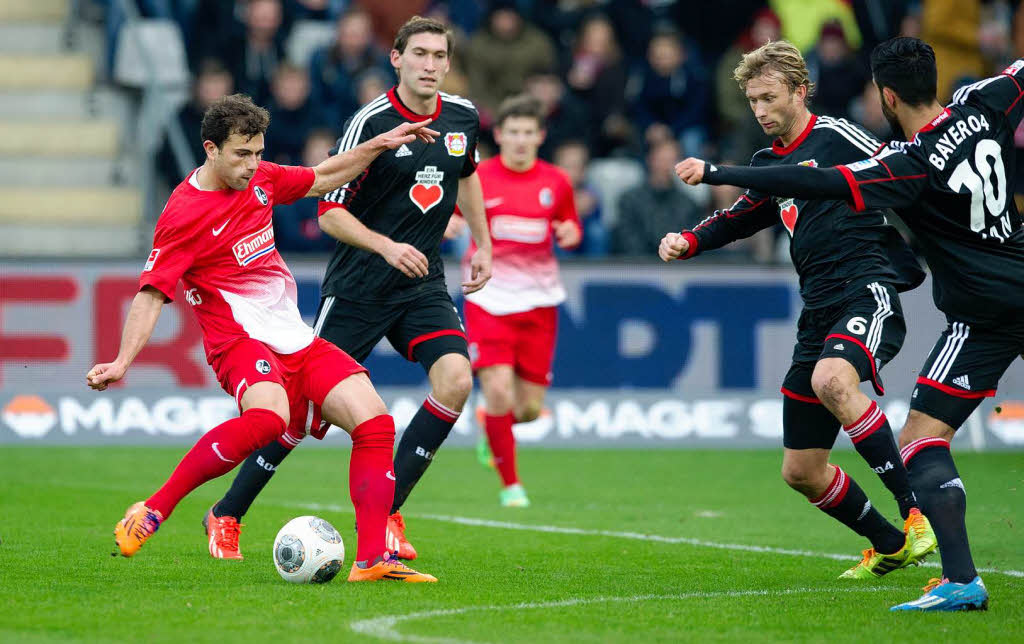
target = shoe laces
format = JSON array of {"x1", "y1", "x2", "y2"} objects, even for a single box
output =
[
  {"x1": 382, "y1": 551, "x2": 413, "y2": 571},
  {"x1": 905, "y1": 511, "x2": 926, "y2": 536},
  {"x1": 130, "y1": 510, "x2": 161, "y2": 540},
  {"x1": 923, "y1": 577, "x2": 947, "y2": 593},
  {"x1": 857, "y1": 548, "x2": 877, "y2": 566},
  {"x1": 215, "y1": 517, "x2": 242, "y2": 550}
]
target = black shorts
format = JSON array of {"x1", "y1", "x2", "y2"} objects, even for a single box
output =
[
  {"x1": 781, "y1": 281, "x2": 905, "y2": 450},
  {"x1": 313, "y1": 286, "x2": 469, "y2": 372},
  {"x1": 910, "y1": 318, "x2": 1024, "y2": 429}
]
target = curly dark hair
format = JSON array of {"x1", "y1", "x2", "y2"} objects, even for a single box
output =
[{"x1": 200, "y1": 94, "x2": 270, "y2": 149}]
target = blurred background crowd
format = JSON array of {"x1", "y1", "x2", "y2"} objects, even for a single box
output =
[{"x1": 25, "y1": 0, "x2": 1024, "y2": 261}]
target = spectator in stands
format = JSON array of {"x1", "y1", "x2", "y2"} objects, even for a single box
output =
[
  {"x1": 553, "y1": 140, "x2": 608, "y2": 257},
  {"x1": 805, "y1": 20, "x2": 868, "y2": 120},
  {"x1": 465, "y1": 2, "x2": 558, "y2": 120},
  {"x1": 219, "y1": 0, "x2": 287, "y2": 105},
  {"x1": 284, "y1": 0, "x2": 347, "y2": 21},
  {"x1": 157, "y1": 58, "x2": 233, "y2": 186},
  {"x1": 629, "y1": 27, "x2": 709, "y2": 157},
  {"x1": 565, "y1": 13, "x2": 631, "y2": 156},
  {"x1": 611, "y1": 139, "x2": 700, "y2": 256},
  {"x1": 273, "y1": 129, "x2": 339, "y2": 254},
  {"x1": 524, "y1": 67, "x2": 591, "y2": 161},
  {"x1": 714, "y1": 8, "x2": 779, "y2": 163},
  {"x1": 265, "y1": 63, "x2": 318, "y2": 165},
  {"x1": 308, "y1": 8, "x2": 390, "y2": 126},
  {"x1": 354, "y1": 68, "x2": 392, "y2": 108},
  {"x1": 850, "y1": 80, "x2": 890, "y2": 140}
]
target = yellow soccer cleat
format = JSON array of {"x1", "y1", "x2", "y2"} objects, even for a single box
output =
[
  {"x1": 347, "y1": 552, "x2": 437, "y2": 582},
  {"x1": 113, "y1": 502, "x2": 163, "y2": 557},
  {"x1": 839, "y1": 543, "x2": 917, "y2": 579},
  {"x1": 903, "y1": 508, "x2": 938, "y2": 564}
]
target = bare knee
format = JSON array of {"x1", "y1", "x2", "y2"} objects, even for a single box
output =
[
  {"x1": 897, "y1": 409, "x2": 955, "y2": 449},
  {"x1": 432, "y1": 365, "x2": 473, "y2": 411},
  {"x1": 240, "y1": 382, "x2": 290, "y2": 427},
  {"x1": 811, "y1": 362, "x2": 854, "y2": 409},
  {"x1": 781, "y1": 461, "x2": 830, "y2": 496}
]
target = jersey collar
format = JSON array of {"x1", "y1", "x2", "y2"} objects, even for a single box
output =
[
  {"x1": 916, "y1": 108, "x2": 951, "y2": 135},
  {"x1": 772, "y1": 113, "x2": 817, "y2": 155},
  {"x1": 388, "y1": 86, "x2": 442, "y2": 122}
]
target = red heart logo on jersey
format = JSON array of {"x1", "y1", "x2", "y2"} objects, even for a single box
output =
[
  {"x1": 409, "y1": 183, "x2": 444, "y2": 213},
  {"x1": 780, "y1": 203, "x2": 798, "y2": 236}
]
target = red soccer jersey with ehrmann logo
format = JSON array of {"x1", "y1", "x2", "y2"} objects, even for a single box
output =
[{"x1": 140, "y1": 161, "x2": 316, "y2": 361}]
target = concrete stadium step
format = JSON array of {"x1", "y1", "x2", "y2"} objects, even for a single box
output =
[
  {"x1": 0, "y1": 88, "x2": 130, "y2": 120},
  {"x1": 0, "y1": 0, "x2": 68, "y2": 22},
  {"x1": 0, "y1": 223, "x2": 141, "y2": 257},
  {"x1": 0, "y1": 54, "x2": 93, "y2": 90},
  {"x1": 0, "y1": 187, "x2": 141, "y2": 225},
  {"x1": 0, "y1": 120, "x2": 119, "y2": 157},
  {"x1": 0, "y1": 157, "x2": 133, "y2": 186}
]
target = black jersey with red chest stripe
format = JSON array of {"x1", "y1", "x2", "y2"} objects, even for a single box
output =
[
  {"x1": 318, "y1": 87, "x2": 480, "y2": 302},
  {"x1": 838, "y1": 60, "x2": 1024, "y2": 326},
  {"x1": 687, "y1": 114, "x2": 921, "y2": 308}
]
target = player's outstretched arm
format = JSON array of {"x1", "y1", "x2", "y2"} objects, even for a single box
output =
[
  {"x1": 86, "y1": 286, "x2": 166, "y2": 391},
  {"x1": 659, "y1": 232, "x2": 690, "y2": 261},
  {"x1": 305, "y1": 120, "x2": 440, "y2": 198},
  {"x1": 677, "y1": 157, "x2": 852, "y2": 201},
  {"x1": 319, "y1": 206, "x2": 429, "y2": 278},
  {"x1": 456, "y1": 173, "x2": 492, "y2": 294}
]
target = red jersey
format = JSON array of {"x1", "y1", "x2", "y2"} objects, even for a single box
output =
[
  {"x1": 140, "y1": 161, "x2": 316, "y2": 361},
  {"x1": 463, "y1": 157, "x2": 580, "y2": 315}
]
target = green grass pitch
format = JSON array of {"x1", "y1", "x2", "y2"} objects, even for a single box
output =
[{"x1": 2, "y1": 447, "x2": 1021, "y2": 642}]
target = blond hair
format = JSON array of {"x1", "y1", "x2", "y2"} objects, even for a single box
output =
[{"x1": 734, "y1": 40, "x2": 815, "y2": 97}]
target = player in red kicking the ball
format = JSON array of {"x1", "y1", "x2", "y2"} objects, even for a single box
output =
[
  {"x1": 459, "y1": 95, "x2": 581, "y2": 506},
  {"x1": 87, "y1": 94, "x2": 438, "y2": 582}
]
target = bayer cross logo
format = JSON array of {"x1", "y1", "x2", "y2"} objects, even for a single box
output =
[
  {"x1": 255, "y1": 359, "x2": 271, "y2": 374},
  {"x1": 254, "y1": 186, "x2": 268, "y2": 205}
]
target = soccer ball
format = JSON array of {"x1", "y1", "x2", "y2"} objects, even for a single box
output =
[{"x1": 272, "y1": 516, "x2": 345, "y2": 584}]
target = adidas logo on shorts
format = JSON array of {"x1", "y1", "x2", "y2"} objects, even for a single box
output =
[{"x1": 952, "y1": 374, "x2": 971, "y2": 390}]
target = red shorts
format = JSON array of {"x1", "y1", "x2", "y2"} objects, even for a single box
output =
[
  {"x1": 210, "y1": 337, "x2": 367, "y2": 440},
  {"x1": 464, "y1": 301, "x2": 557, "y2": 386}
]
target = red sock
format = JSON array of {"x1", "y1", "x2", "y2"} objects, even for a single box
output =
[
  {"x1": 147, "y1": 408, "x2": 285, "y2": 518},
  {"x1": 350, "y1": 414, "x2": 396, "y2": 563},
  {"x1": 485, "y1": 413, "x2": 518, "y2": 486}
]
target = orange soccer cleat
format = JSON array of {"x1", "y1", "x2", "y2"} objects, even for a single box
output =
[
  {"x1": 386, "y1": 511, "x2": 418, "y2": 560},
  {"x1": 347, "y1": 552, "x2": 437, "y2": 582},
  {"x1": 113, "y1": 502, "x2": 163, "y2": 557},
  {"x1": 202, "y1": 508, "x2": 244, "y2": 560}
]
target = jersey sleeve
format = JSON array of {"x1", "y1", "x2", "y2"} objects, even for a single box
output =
[
  {"x1": 836, "y1": 146, "x2": 929, "y2": 213},
  {"x1": 460, "y1": 121, "x2": 480, "y2": 178},
  {"x1": 553, "y1": 172, "x2": 582, "y2": 248},
  {"x1": 952, "y1": 59, "x2": 1024, "y2": 127},
  {"x1": 138, "y1": 220, "x2": 197, "y2": 301},
  {"x1": 262, "y1": 161, "x2": 316, "y2": 205},
  {"x1": 320, "y1": 114, "x2": 379, "y2": 209},
  {"x1": 683, "y1": 189, "x2": 776, "y2": 258}
]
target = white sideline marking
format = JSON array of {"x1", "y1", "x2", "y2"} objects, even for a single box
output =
[
  {"x1": 349, "y1": 587, "x2": 890, "y2": 643},
  {"x1": 284, "y1": 501, "x2": 1024, "y2": 579}
]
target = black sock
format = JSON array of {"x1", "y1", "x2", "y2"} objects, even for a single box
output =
[
  {"x1": 904, "y1": 439, "x2": 977, "y2": 583},
  {"x1": 844, "y1": 402, "x2": 917, "y2": 519},
  {"x1": 811, "y1": 465, "x2": 905, "y2": 554},
  {"x1": 214, "y1": 438, "x2": 295, "y2": 519},
  {"x1": 391, "y1": 394, "x2": 458, "y2": 514}
]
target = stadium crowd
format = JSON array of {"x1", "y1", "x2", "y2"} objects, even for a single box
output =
[{"x1": 100, "y1": 0, "x2": 1024, "y2": 259}]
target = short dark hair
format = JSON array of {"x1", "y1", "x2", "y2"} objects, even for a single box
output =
[
  {"x1": 393, "y1": 16, "x2": 453, "y2": 57},
  {"x1": 870, "y1": 37, "x2": 937, "y2": 106},
  {"x1": 495, "y1": 94, "x2": 544, "y2": 128},
  {"x1": 200, "y1": 94, "x2": 270, "y2": 148}
]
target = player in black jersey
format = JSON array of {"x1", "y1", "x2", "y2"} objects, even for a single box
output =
[
  {"x1": 660, "y1": 41, "x2": 936, "y2": 580},
  {"x1": 206, "y1": 16, "x2": 493, "y2": 562},
  {"x1": 676, "y1": 37, "x2": 1024, "y2": 611}
]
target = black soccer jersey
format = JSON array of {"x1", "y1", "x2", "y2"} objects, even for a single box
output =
[
  {"x1": 838, "y1": 60, "x2": 1024, "y2": 325},
  {"x1": 687, "y1": 114, "x2": 921, "y2": 308},
  {"x1": 318, "y1": 87, "x2": 480, "y2": 301}
]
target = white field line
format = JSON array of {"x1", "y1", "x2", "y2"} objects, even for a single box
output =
[
  {"x1": 282, "y1": 501, "x2": 1024, "y2": 579},
  {"x1": 348, "y1": 587, "x2": 892, "y2": 644}
]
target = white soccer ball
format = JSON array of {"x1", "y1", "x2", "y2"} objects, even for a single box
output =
[{"x1": 272, "y1": 516, "x2": 346, "y2": 584}]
